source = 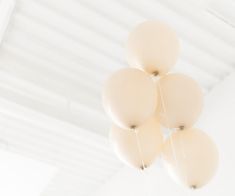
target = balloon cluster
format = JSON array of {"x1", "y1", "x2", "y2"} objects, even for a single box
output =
[{"x1": 103, "y1": 21, "x2": 218, "y2": 189}]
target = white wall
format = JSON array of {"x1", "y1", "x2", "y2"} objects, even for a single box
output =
[{"x1": 94, "y1": 72, "x2": 235, "y2": 196}]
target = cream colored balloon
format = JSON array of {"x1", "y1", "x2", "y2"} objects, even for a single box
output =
[
  {"x1": 162, "y1": 128, "x2": 219, "y2": 189},
  {"x1": 103, "y1": 68, "x2": 157, "y2": 129},
  {"x1": 110, "y1": 117, "x2": 163, "y2": 169},
  {"x1": 157, "y1": 73, "x2": 203, "y2": 129},
  {"x1": 127, "y1": 21, "x2": 180, "y2": 75}
]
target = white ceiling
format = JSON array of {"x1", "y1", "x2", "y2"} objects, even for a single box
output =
[{"x1": 0, "y1": 0, "x2": 234, "y2": 195}]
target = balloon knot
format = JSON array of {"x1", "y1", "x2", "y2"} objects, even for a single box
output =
[
  {"x1": 140, "y1": 164, "x2": 147, "y2": 170},
  {"x1": 179, "y1": 125, "x2": 185, "y2": 130},
  {"x1": 152, "y1": 71, "x2": 159, "y2": 77},
  {"x1": 190, "y1": 185, "x2": 197, "y2": 190},
  {"x1": 130, "y1": 125, "x2": 137, "y2": 129}
]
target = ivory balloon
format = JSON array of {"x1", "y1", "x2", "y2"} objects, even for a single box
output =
[
  {"x1": 103, "y1": 68, "x2": 157, "y2": 129},
  {"x1": 157, "y1": 73, "x2": 203, "y2": 129},
  {"x1": 110, "y1": 117, "x2": 163, "y2": 169},
  {"x1": 127, "y1": 21, "x2": 180, "y2": 75},
  {"x1": 162, "y1": 128, "x2": 219, "y2": 189}
]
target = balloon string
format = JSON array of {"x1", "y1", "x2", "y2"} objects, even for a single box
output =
[
  {"x1": 157, "y1": 82, "x2": 179, "y2": 171},
  {"x1": 134, "y1": 128, "x2": 150, "y2": 196},
  {"x1": 134, "y1": 128, "x2": 146, "y2": 171},
  {"x1": 179, "y1": 133, "x2": 192, "y2": 196},
  {"x1": 157, "y1": 80, "x2": 190, "y2": 194}
]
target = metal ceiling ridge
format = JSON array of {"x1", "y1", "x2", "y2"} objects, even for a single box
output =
[
  {"x1": 0, "y1": 111, "x2": 117, "y2": 166},
  {"x1": 17, "y1": 0, "x2": 234, "y2": 69},
  {"x1": 0, "y1": 51, "x2": 101, "y2": 111},
  {"x1": 0, "y1": 92, "x2": 109, "y2": 149},
  {"x1": 13, "y1": 11, "x2": 124, "y2": 70},
  {"x1": 3, "y1": 41, "x2": 101, "y2": 93},
  {"x1": 157, "y1": 0, "x2": 235, "y2": 45},
  {"x1": 7, "y1": 15, "x2": 229, "y2": 82},
  {"x1": 0, "y1": 130, "x2": 117, "y2": 180}
]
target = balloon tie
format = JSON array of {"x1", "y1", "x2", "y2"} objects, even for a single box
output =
[{"x1": 152, "y1": 71, "x2": 159, "y2": 77}]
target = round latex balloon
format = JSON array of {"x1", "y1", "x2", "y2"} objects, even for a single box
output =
[
  {"x1": 127, "y1": 20, "x2": 180, "y2": 76},
  {"x1": 110, "y1": 117, "x2": 163, "y2": 169},
  {"x1": 162, "y1": 128, "x2": 219, "y2": 189},
  {"x1": 103, "y1": 68, "x2": 157, "y2": 129},
  {"x1": 156, "y1": 73, "x2": 203, "y2": 129}
]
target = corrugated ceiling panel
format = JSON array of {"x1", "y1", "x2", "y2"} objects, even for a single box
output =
[{"x1": 0, "y1": 0, "x2": 234, "y2": 195}]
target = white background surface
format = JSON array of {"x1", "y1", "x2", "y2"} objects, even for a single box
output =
[{"x1": 0, "y1": 149, "x2": 57, "y2": 196}]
